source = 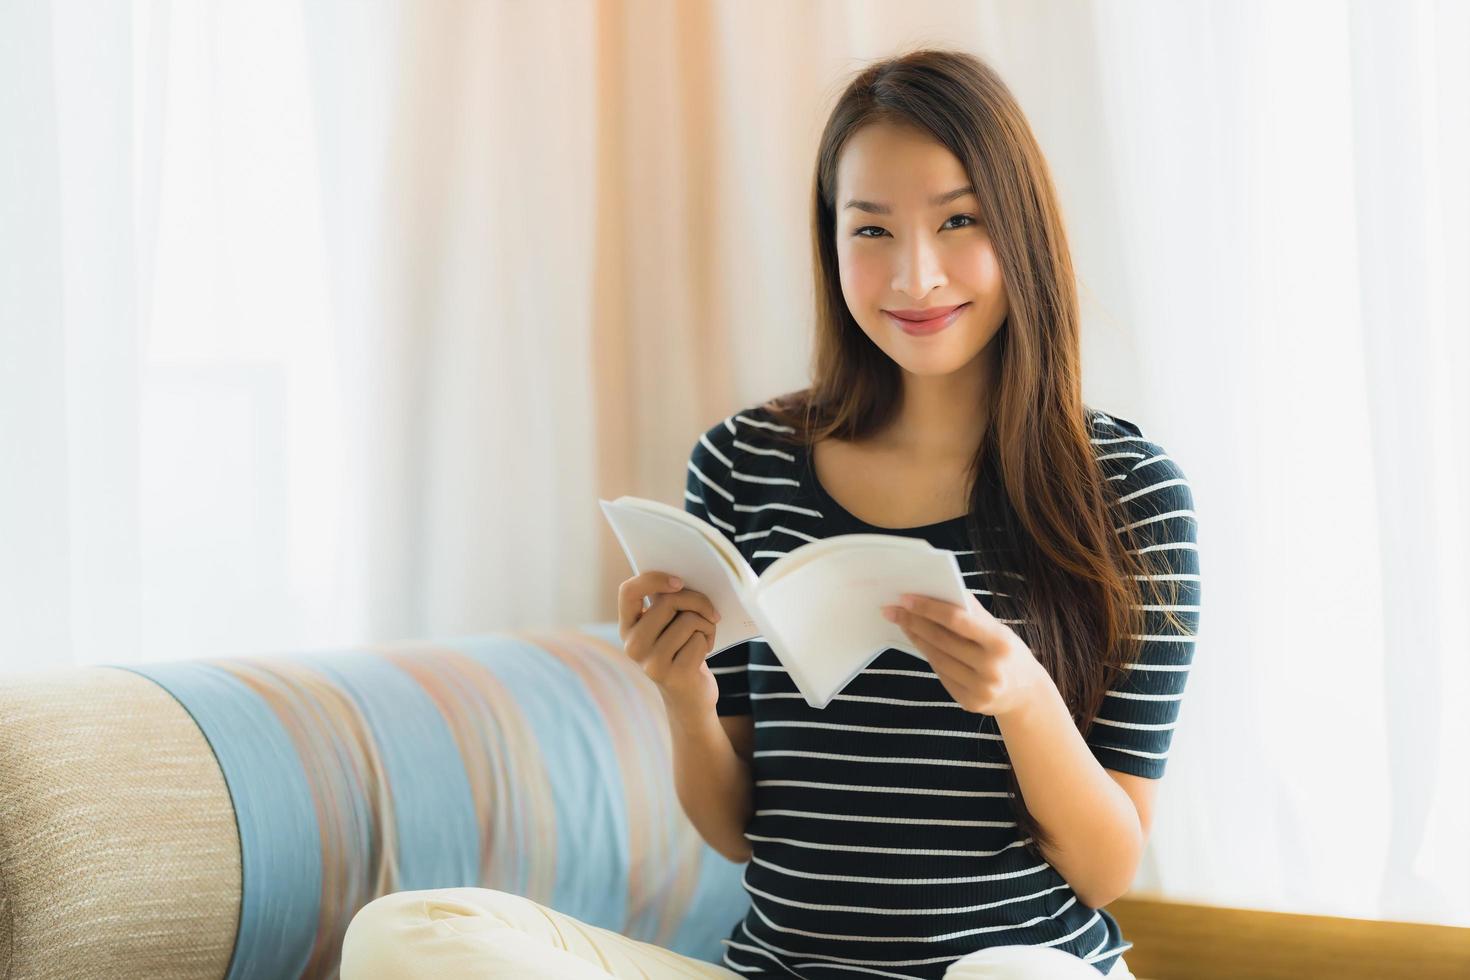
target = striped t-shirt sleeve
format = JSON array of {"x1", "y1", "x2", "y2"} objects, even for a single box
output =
[
  {"x1": 1085, "y1": 440, "x2": 1201, "y2": 779},
  {"x1": 683, "y1": 423, "x2": 752, "y2": 717}
]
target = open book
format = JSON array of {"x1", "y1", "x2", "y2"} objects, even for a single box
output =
[{"x1": 599, "y1": 495, "x2": 971, "y2": 709}]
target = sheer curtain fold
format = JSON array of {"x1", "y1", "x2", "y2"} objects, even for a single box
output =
[{"x1": 2, "y1": 0, "x2": 1465, "y2": 928}]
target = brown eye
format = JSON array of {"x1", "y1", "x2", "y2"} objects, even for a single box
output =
[{"x1": 852, "y1": 214, "x2": 978, "y2": 238}]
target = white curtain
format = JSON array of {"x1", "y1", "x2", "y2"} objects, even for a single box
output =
[
  {"x1": 1, "y1": 0, "x2": 604, "y2": 670},
  {"x1": 1, "y1": 0, "x2": 1465, "y2": 930},
  {"x1": 1081, "y1": 0, "x2": 1470, "y2": 927}
]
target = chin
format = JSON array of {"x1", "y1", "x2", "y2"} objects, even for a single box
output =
[
  {"x1": 889, "y1": 351, "x2": 980, "y2": 375},
  {"x1": 862, "y1": 316, "x2": 990, "y2": 364}
]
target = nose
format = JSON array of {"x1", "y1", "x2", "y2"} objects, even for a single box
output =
[{"x1": 890, "y1": 232, "x2": 946, "y2": 298}]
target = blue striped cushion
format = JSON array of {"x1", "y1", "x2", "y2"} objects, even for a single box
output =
[{"x1": 112, "y1": 622, "x2": 747, "y2": 978}]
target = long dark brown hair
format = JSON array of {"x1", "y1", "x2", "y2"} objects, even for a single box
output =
[{"x1": 756, "y1": 47, "x2": 1191, "y2": 858}]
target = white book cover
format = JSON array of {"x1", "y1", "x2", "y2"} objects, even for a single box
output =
[{"x1": 599, "y1": 495, "x2": 970, "y2": 709}]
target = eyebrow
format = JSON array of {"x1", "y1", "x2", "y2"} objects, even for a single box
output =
[{"x1": 841, "y1": 185, "x2": 977, "y2": 215}]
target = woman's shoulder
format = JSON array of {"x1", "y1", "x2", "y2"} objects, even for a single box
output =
[
  {"x1": 1086, "y1": 405, "x2": 1143, "y2": 440},
  {"x1": 1088, "y1": 406, "x2": 1168, "y2": 465},
  {"x1": 1086, "y1": 405, "x2": 1196, "y2": 523},
  {"x1": 694, "y1": 400, "x2": 800, "y2": 458},
  {"x1": 686, "y1": 401, "x2": 806, "y2": 533}
]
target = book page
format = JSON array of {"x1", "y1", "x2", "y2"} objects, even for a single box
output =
[
  {"x1": 758, "y1": 532, "x2": 924, "y2": 587},
  {"x1": 751, "y1": 541, "x2": 971, "y2": 708},
  {"x1": 598, "y1": 496, "x2": 761, "y2": 656}
]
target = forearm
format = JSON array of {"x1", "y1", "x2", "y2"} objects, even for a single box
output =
[
  {"x1": 994, "y1": 665, "x2": 1143, "y2": 908},
  {"x1": 665, "y1": 705, "x2": 754, "y2": 863}
]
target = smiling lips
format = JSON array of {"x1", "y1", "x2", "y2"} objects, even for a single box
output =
[
  {"x1": 885, "y1": 303, "x2": 967, "y2": 322},
  {"x1": 883, "y1": 302, "x2": 970, "y2": 336}
]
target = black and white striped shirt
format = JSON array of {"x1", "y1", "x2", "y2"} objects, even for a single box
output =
[{"x1": 683, "y1": 402, "x2": 1201, "y2": 979}]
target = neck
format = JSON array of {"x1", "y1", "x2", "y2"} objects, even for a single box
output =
[{"x1": 878, "y1": 343, "x2": 998, "y2": 463}]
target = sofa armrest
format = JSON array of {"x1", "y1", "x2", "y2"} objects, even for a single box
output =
[{"x1": 0, "y1": 668, "x2": 241, "y2": 979}]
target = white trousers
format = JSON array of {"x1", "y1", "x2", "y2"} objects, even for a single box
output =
[{"x1": 340, "y1": 887, "x2": 1136, "y2": 980}]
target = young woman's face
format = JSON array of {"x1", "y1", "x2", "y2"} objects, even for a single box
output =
[{"x1": 833, "y1": 121, "x2": 1009, "y2": 375}]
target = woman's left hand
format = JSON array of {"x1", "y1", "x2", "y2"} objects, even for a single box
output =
[{"x1": 881, "y1": 592, "x2": 1047, "y2": 718}]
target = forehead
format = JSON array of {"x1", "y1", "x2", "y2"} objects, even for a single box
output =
[{"x1": 835, "y1": 121, "x2": 969, "y2": 202}]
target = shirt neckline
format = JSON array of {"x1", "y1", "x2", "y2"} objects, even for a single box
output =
[{"x1": 802, "y1": 437, "x2": 971, "y2": 537}]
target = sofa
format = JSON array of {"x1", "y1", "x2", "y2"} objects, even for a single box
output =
[
  {"x1": 12, "y1": 625, "x2": 1468, "y2": 980},
  {"x1": 0, "y1": 623, "x2": 748, "y2": 979}
]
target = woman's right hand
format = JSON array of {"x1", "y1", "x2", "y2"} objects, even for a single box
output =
[{"x1": 617, "y1": 571, "x2": 722, "y2": 716}]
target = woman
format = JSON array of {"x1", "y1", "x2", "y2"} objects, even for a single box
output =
[{"x1": 343, "y1": 47, "x2": 1199, "y2": 980}]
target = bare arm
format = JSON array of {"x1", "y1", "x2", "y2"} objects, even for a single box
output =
[
  {"x1": 994, "y1": 665, "x2": 1144, "y2": 908},
  {"x1": 665, "y1": 705, "x2": 754, "y2": 863}
]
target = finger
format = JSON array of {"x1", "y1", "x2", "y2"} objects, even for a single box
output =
[
  {"x1": 906, "y1": 631, "x2": 975, "y2": 702},
  {"x1": 627, "y1": 599, "x2": 686, "y2": 663},
  {"x1": 632, "y1": 598, "x2": 715, "y2": 662},
  {"x1": 898, "y1": 612, "x2": 976, "y2": 680},
  {"x1": 903, "y1": 593, "x2": 993, "y2": 643},
  {"x1": 619, "y1": 572, "x2": 684, "y2": 636},
  {"x1": 681, "y1": 588, "x2": 723, "y2": 628},
  {"x1": 899, "y1": 593, "x2": 1005, "y2": 646},
  {"x1": 651, "y1": 610, "x2": 714, "y2": 670},
  {"x1": 661, "y1": 593, "x2": 718, "y2": 636},
  {"x1": 651, "y1": 629, "x2": 713, "y2": 691},
  {"x1": 671, "y1": 627, "x2": 712, "y2": 670},
  {"x1": 896, "y1": 605, "x2": 962, "y2": 650}
]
